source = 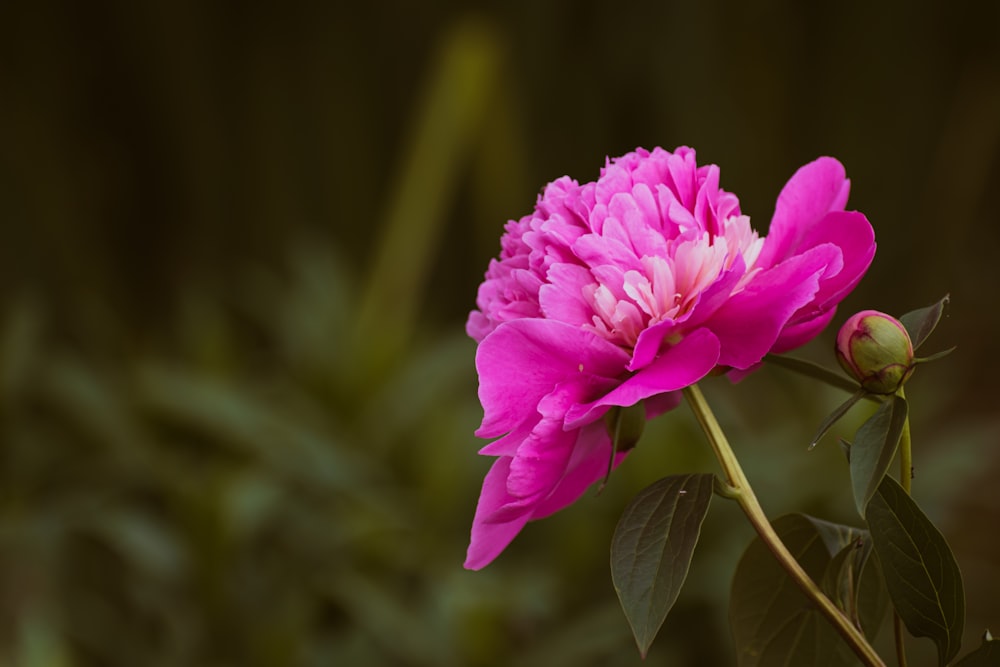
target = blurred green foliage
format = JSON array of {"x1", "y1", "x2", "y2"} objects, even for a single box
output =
[{"x1": 1, "y1": 1, "x2": 999, "y2": 665}]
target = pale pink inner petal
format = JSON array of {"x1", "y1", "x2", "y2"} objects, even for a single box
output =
[{"x1": 575, "y1": 212, "x2": 762, "y2": 352}]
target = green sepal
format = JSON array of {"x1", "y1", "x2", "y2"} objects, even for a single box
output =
[
  {"x1": 899, "y1": 295, "x2": 949, "y2": 351},
  {"x1": 600, "y1": 402, "x2": 646, "y2": 488},
  {"x1": 914, "y1": 346, "x2": 957, "y2": 365}
]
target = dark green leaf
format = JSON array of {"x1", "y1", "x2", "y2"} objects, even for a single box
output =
[
  {"x1": 811, "y1": 390, "x2": 866, "y2": 450},
  {"x1": 821, "y1": 538, "x2": 865, "y2": 618},
  {"x1": 851, "y1": 395, "x2": 908, "y2": 517},
  {"x1": 866, "y1": 475, "x2": 966, "y2": 666},
  {"x1": 820, "y1": 536, "x2": 889, "y2": 640},
  {"x1": 611, "y1": 473, "x2": 714, "y2": 658},
  {"x1": 856, "y1": 550, "x2": 890, "y2": 641},
  {"x1": 899, "y1": 295, "x2": 949, "y2": 351},
  {"x1": 955, "y1": 630, "x2": 1000, "y2": 666},
  {"x1": 730, "y1": 513, "x2": 872, "y2": 667},
  {"x1": 765, "y1": 354, "x2": 863, "y2": 395}
]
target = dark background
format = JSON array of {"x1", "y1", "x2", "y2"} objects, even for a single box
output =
[{"x1": 1, "y1": 1, "x2": 998, "y2": 665}]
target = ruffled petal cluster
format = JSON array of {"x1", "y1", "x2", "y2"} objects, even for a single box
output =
[{"x1": 466, "y1": 146, "x2": 875, "y2": 569}]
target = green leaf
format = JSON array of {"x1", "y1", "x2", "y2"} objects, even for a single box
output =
[
  {"x1": 899, "y1": 295, "x2": 949, "y2": 351},
  {"x1": 851, "y1": 395, "x2": 908, "y2": 517},
  {"x1": 611, "y1": 473, "x2": 714, "y2": 658},
  {"x1": 955, "y1": 630, "x2": 1000, "y2": 666},
  {"x1": 856, "y1": 551, "x2": 891, "y2": 642},
  {"x1": 866, "y1": 475, "x2": 966, "y2": 666},
  {"x1": 765, "y1": 354, "x2": 863, "y2": 395},
  {"x1": 821, "y1": 538, "x2": 865, "y2": 618},
  {"x1": 730, "y1": 514, "x2": 872, "y2": 667},
  {"x1": 820, "y1": 536, "x2": 889, "y2": 641},
  {"x1": 810, "y1": 390, "x2": 866, "y2": 450}
]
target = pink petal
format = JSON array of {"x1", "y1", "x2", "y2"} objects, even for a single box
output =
[
  {"x1": 477, "y1": 419, "x2": 534, "y2": 456},
  {"x1": 758, "y1": 157, "x2": 851, "y2": 268},
  {"x1": 644, "y1": 391, "x2": 683, "y2": 419},
  {"x1": 530, "y1": 423, "x2": 617, "y2": 519},
  {"x1": 768, "y1": 211, "x2": 875, "y2": 352},
  {"x1": 475, "y1": 319, "x2": 629, "y2": 439},
  {"x1": 466, "y1": 311, "x2": 493, "y2": 343},
  {"x1": 572, "y1": 232, "x2": 642, "y2": 274},
  {"x1": 539, "y1": 263, "x2": 594, "y2": 326},
  {"x1": 771, "y1": 306, "x2": 838, "y2": 353},
  {"x1": 629, "y1": 319, "x2": 683, "y2": 371},
  {"x1": 693, "y1": 164, "x2": 722, "y2": 237},
  {"x1": 708, "y1": 245, "x2": 837, "y2": 368},
  {"x1": 628, "y1": 257, "x2": 744, "y2": 371},
  {"x1": 565, "y1": 327, "x2": 721, "y2": 427},
  {"x1": 505, "y1": 384, "x2": 589, "y2": 500},
  {"x1": 464, "y1": 457, "x2": 533, "y2": 570},
  {"x1": 608, "y1": 191, "x2": 668, "y2": 258},
  {"x1": 793, "y1": 211, "x2": 875, "y2": 311}
]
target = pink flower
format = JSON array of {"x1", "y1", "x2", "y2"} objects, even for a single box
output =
[{"x1": 465, "y1": 147, "x2": 875, "y2": 569}]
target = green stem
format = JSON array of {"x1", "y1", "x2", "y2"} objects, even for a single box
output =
[
  {"x1": 682, "y1": 384, "x2": 886, "y2": 667},
  {"x1": 894, "y1": 615, "x2": 908, "y2": 667},
  {"x1": 898, "y1": 388, "x2": 912, "y2": 495},
  {"x1": 893, "y1": 388, "x2": 912, "y2": 667}
]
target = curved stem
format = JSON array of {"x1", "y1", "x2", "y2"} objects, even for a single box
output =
[
  {"x1": 682, "y1": 384, "x2": 886, "y2": 667},
  {"x1": 893, "y1": 387, "x2": 912, "y2": 667}
]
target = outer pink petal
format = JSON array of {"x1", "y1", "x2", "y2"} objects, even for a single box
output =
[
  {"x1": 464, "y1": 456, "x2": 533, "y2": 570},
  {"x1": 565, "y1": 327, "x2": 721, "y2": 427},
  {"x1": 771, "y1": 306, "x2": 838, "y2": 353},
  {"x1": 529, "y1": 423, "x2": 622, "y2": 520},
  {"x1": 708, "y1": 245, "x2": 837, "y2": 368},
  {"x1": 644, "y1": 391, "x2": 683, "y2": 419},
  {"x1": 791, "y1": 211, "x2": 875, "y2": 312},
  {"x1": 477, "y1": 420, "x2": 533, "y2": 456},
  {"x1": 466, "y1": 311, "x2": 493, "y2": 343},
  {"x1": 475, "y1": 319, "x2": 630, "y2": 439},
  {"x1": 505, "y1": 384, "x2": 589, "y2": 500},
  {"x1": 770, "y1": 211, "x2": 875, "y2": 352},
  {"x1": 758, "y1": 157, "x2": 851, "y2": 268},
  {"x1": 520, "y1": 390, "x2": 686, "y2": 524}
]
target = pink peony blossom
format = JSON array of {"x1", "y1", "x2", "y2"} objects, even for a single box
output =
[{"x1": 465, "y1": 146, "x2": 875, "y2": 569}]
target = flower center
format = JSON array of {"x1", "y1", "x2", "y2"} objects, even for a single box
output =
[{"x1": 583, "y1": 215, "x2": 763, "y2": 348}]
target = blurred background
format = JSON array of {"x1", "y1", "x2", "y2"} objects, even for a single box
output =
[{"x1": 1, "y1": 1, "x2": 998, "y2": 665}]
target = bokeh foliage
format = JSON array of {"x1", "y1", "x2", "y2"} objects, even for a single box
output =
[{"x1": 1, "y1": 1, "x2": 999, "y2": 665}]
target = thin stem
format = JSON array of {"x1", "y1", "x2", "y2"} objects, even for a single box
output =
[
  {"x1": 894, "y1": 615, "x2": 908, "y2": 667},
  {"x1": 893, "y1": 387, "x2": 912, "y2": 667},
  {"x1": 682, "y1": 384, "x2": 886, "y2": 667},
  {"x1": 898, "y1": 388, "x2": 912, "y2": 495}
]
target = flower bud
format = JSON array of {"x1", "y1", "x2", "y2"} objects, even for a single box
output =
[{"x1": 836, "y1": 310, "x2": 915, "y2": 394}]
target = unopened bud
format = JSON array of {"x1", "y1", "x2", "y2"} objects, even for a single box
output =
[{"x1": 835, "y1": 310, "x2": 915, "y2": 394}]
